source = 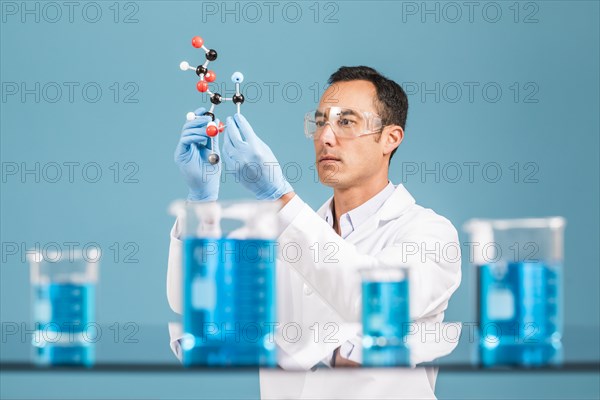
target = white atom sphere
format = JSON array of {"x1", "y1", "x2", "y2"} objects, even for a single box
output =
[
  {"x1": 231, "y1": 72, "x2": 244, "y2": 83},
  {"x1": 186, "y1": 112, "x2": 196, "y2": 121},
  {"x1": 179, "y1": 61, "x2": 190, "y2": 71}
]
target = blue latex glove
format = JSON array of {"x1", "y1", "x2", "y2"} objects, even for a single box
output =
[
  {"x1": 222, "y1": 114, "x2": 293, "y2": 200},
  {"x1": 174, "y1": 107, "x2": 221, "y2": 201}
]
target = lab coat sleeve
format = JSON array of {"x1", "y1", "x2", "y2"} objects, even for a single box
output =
[
  {"x1": 278, "y1": 200, "x2": 461, "y2": 327},
  {"x1": 166, "y1": 218, "x2": 184, "y2": 315},
  {"x1": 396, "y1": 210, "x2": 463, "y2": 322},
  {"x1": 166, "y1": 219, "x2": 185, "y2": 360},
  {"x1": 277, "y1": 193, "x2": 306, "y2": 235},
  {"x1": 277, "y1": 200, "x2": 461, "y2": 368}
]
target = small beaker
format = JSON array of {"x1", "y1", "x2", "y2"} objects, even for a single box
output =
[
  {"x1": 360, "y1": 265, "x2": 410, "y2": 366},
  {"x1": 28, "y1": 246, "x2": 100, "y2": 366}
]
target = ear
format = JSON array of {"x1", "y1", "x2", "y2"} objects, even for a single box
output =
[{"x1": 382, "y1": 125, "x2": 404, "y2": 156}]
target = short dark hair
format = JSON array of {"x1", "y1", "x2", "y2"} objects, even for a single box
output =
[{"x1": 327, "y1": 66, "x2": 408, "y2": 163}]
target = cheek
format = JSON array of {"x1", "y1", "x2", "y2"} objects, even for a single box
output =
[
  {"x1": 347, "y1": 143, "x2": 378, "y2": 168},
  {"x1": 313, "y1": 142, "x2": 322, "y2": 159}
]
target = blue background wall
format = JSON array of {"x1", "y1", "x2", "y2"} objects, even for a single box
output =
[{"x1": 1, "y1": 1, "x2": 598, "y2": 398}]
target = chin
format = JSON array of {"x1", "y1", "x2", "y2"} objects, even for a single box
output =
[
  {"x1": 318, "y1": 172, "x2": 347, "y2": 188},
  {"x1": 319, "y1": 179, "x2": 338, "y2": 188},
  {"x1": 317, "y1": 163, "x2": 344, "y2": 187}
]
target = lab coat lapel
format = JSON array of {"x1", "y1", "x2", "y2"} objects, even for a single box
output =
[
  {"x1": 317, "y1": 185, "x2": 415, "y2": 220},
  {"x1": 317, "y1": 184, "x2": 417, "y2": 244},
  {"x1": 316, "y1": 195, "x2": 333, "y2": 219},
  {"x1": 378, "y1": 184, "x2": 416, "y2": 221},
  {"x1": 344, "y1": 217, "x2": 380, "y2": 244}
]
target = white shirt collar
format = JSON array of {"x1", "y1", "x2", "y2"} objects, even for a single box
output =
[{"x1": 324, "y1": 181, "x2": 396, "y2": 239}]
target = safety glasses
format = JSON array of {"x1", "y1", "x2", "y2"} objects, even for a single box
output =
[{"x1": 304, "y1": 107, "x2": 384, "y2": 140}]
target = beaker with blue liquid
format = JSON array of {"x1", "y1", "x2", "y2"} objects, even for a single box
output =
[
  {"x1": 28, "y1": 247, "x2": 100, "y2": 367},
  {"x1": 464, "y1": 217, "x2": 565, "y2": 367},
  {"x1": 360, "y1": 265, "x2": 411, "y2": 366},
  {"x1": 170, "y1": 201, "x2": 280, "y2": 367}
]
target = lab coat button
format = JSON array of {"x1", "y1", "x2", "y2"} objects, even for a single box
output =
[{"x1": 303, "y1": 285, "x2": 313, "y2": 295}]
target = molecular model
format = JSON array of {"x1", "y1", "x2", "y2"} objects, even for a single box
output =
[{"x1": 179, "y1": 35, "x2": 245, "y2": 165}]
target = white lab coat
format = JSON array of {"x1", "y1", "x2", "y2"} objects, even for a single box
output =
[{"x1": 167, "y1": 184, "x2": 462, "y2": 399}]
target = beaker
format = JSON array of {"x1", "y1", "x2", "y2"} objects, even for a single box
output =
[
  {"x1": 463, "y1": 217, "x2": 565, "y2": 366},
  {"x1": 360, "y1": 265, "x2": 410, "y2": 366},
  {"x1": 170, "y1": 200, "x2": 280, "y2": 367},
  {"x1": 28, "y1": 246, "x2": 100, "y2": 367}
]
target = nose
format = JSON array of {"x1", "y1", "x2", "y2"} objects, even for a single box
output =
[{"x1": 318, "y1": 122, "x2": 337, "y2": 146}]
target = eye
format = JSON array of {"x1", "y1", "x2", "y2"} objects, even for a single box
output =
[
  {"x1": 338, "y1": 118, "x2": 355, "y2": 127},
  {"x1": 315, "y1": 120, "x2": 327, "y2": 128}
]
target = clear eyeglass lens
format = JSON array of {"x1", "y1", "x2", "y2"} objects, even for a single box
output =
[{"x1": 307, "y1": 108, "x2": 370, "y2": 139}]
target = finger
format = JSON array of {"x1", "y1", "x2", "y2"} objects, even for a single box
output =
[
  {"x1": 181, "y1": 126, "x2": 210, "y2": 139},
  {"x1": 174, "y1": 140, "x2": 199, "y2": 164},
  {"x1": 180, "y1": 106, "x2": 208, "y2": 129},
  {"x1": 224, "y1": 116, "x2": 246, "y2": 148},
  {"x1": 233, "y1": 113, "x2": 258, "y2": 144},
  {"x1": 182, "y1": 115, "x2": 211, "y2": 131},
  {"x1": 182, "y1": 116, "x2": 218, "y2": 135},
  {"x1": 180, "y1": 130, "x2": 209, "y2": 147},
  {"x1": 221, "y1": 139, "x2": 237, "y2": 168},
  {"x1": 222, "y1": 132, "x2": 236, "y2": 158},
  {"x1": 193, "y1": 107, "x2": 207, "y2": 116}
]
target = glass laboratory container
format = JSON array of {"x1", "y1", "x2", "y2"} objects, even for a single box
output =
[
  {"x1": 170, "y1": 200, "x2": 280, "y2": 367},
  {"x1": 360, "y1": 265, "x2": 411, "y2": 366},
  {"x1": 464, "y1": 217, "x2": 565, "y2": 367},
  {"x1": 28, "y1": 246, "x2": 100, "y2": 366}
]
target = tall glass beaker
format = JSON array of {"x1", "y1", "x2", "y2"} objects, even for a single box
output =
[
  {"x1": 170, "y1": 200, "x2": 280, "y2": 367},
  {"x1": 28, "y1": 246, "x2": 100, "y2": 366},
  {"x1": 360, "y1": 265, "x2": 410, "y2": 366},
  {"x1": 464, "y1": 217, "x2": 565, "y2": 367}
]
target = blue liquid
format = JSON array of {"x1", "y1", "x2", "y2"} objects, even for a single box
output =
[
  {"x1": 32, "y1": 283, "x2": 95, "y2": 366},
  {"x1": 182, "y1": 238, "x2": 277, "y2": 366},
  {"x1": 362, "y1": 280, "x2": 410, "y2": 366},
  {"x1": 478, "y1": 262, "x2": 562, "y2": 366}
]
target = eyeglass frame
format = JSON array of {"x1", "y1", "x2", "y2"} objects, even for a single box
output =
[{"x1": 304, "y1": 106, "x2": 387, "y2": 140}]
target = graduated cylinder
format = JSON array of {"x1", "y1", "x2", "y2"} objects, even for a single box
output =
[{"x1": 170, "y1": 200, "x2": 280, "y2": 367}]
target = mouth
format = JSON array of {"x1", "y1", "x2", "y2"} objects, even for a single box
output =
[{"x1": 319, "y1": 156, "x2": 341, "y2": 163}]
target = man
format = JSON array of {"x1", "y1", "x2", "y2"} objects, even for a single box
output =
[{"x1": 168, "y1": 66, "x2": 461, "y2": 399}]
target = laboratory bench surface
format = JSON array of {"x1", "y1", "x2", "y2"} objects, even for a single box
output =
[
  {"x1": 2, "y1": 361, "x2": 599, "y2": 372},
  {"x1": 2, "y1": 365, "x2": 599, "y2": 400},
  {"x1": 2, "y1": 324, "x2": 599, "y2": 400},
  {"x1": 1, "y1": 324, "x2": 598, "y2": 371}
]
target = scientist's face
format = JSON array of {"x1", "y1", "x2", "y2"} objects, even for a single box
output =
[{"x1": 314, "y1": 80, "x2": 391, "y2": 189}]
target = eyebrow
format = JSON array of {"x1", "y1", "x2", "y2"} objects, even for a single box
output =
[
  {"x1": 339, "y1": 109, "x2": 360, "y2": 117},
  {"x1": 315, "y1": 108, "x2": 361, "y2": 119}
]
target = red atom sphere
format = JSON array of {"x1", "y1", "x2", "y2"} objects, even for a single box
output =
[
  {"x1": 191, "y1": 36, "x2": 204, "y2": 48},
  {"x1": 206, "y1": 124, "x2": 218, "y2": 137},
  {"x1": 196, "y1": 81, "x2": 208, "y2": 92},
  {"x1": 204, "y1": 71, "x2": 216, "y2": 82},
  {"x1": 218, "y1": 121, "x2": 225, "y2": 133}
]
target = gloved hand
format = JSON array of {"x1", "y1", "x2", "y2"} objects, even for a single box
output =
[
  {"x1": 222, "y1": 113, "x2": 293, "y2": 200},
  {"x1": 174, "y1": 107, "x2": 221, "y2": 201}
]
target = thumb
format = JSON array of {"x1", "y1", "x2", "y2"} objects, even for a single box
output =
[
  {"x1": 233, "y1": 113, "x2": 258, "y2": 144},
  {"x1": 175, "y1": 137, "x2": 198, "y2": 164}
]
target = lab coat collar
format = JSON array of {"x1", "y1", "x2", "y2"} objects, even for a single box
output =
[
  {"x1": 323, "y1": 182, "x2": 396, "y2": 239},
  {"x1": 316, "y1": 183, "x2": 416, "y2": 223}
]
